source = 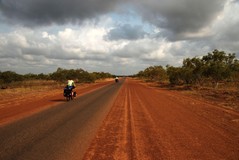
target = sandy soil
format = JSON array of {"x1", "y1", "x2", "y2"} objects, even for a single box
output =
[{"x1": 83, "y1": 78, "x2": 239, "y2": 160}]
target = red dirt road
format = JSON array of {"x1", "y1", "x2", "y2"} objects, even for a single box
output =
[{"x1": 83, "y1": 78, "x2": 239, "y2": 160}]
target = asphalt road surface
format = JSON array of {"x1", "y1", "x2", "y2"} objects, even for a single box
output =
[{"x1": 0, "y1": 80, "x2": 123, "y2": 160}]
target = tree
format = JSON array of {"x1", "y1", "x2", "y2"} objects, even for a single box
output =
[
  {"x1": 0, "y1": 71, "x2": 23, "y2": 84},
  {"x1": 137, "y1": 65, "x2": 167, "y2": 82},
  {"x1": 182, "y1": 57, "x2": 205, "y2": 85},
  {"x1": 166, "y1": 65, "x2": 183, "y2": 85},
  {"x1": 202, "y1": 49, "x2": 237, "y2": 88}
]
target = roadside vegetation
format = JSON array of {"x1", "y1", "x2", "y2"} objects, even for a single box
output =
[
  {"x1": 137, "y1": 49, "x2": 239, "y2": 87},
  {"x1": 136, "y1": 49, "x2": 239, "y2": 110},
  {"x1": 0, "y1": 68, "x2": 114, "y2": 89}
]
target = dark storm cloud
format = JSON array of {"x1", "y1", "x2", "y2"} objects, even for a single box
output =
[
  {"x1": 106, "y1": 24, "x2": 148, "y2": 41},
  {"x1": 132, "y1": 0, "x2": 227, "y2": 40},
  {"x1": 0, "y1": 0, "x2": 228, "y2": 38},
  {"x1": 0, "y1": 0, "x2": 122, "y2": 26}
]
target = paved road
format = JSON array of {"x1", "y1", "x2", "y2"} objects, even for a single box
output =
[{"x1": 0, "y1": 80, "x2": 123, "y2": 160}]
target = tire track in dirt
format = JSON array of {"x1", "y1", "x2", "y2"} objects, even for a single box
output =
[
  {"x1": 83, "y1": 79, "x2": 164, "y2": 160},
  {"x1": 122, "y1": 85, "x2": 136, "y2": 159},
  {"x1": 83, "y1": 78, "x2": 239, "y2": 160},
  {"x1": 82, "y1": 80, "x2": 135, "y2": 159},
  {"x1": 128, "y1": 82, "x2": 165, "y2": 160}
]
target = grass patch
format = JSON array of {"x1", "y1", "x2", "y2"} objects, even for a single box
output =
[{"x1": 0, "y1": 80, "x2": 65, "y2": 96}]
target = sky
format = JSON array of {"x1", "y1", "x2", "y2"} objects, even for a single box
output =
[{"x1": 0, "y1": 0, "x2": 239, "y2": 75}]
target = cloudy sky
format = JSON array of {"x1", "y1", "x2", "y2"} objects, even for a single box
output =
[{"x1": 0, "y1": 0, "x2": 239, "y2": 75}]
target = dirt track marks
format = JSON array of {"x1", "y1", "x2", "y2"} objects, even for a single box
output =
[
  {"x1": 83, "y1": 81, "x2": 135, "y2": 159},
  {"x1": 83, "y1": 79, "x2": 165, "y2": 159},
  {"x1": 84, "y1": 78, "x2": 239, "y2": 160}
]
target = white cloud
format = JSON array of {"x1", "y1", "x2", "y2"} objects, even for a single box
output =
[
  {"x1": 206, "y1": 0, "x2": 239, "y2": 52},
  {"x1": 42, "y1": 31, "x2": 56, "y2": 41},
  {"x1": 0, "y1": 0, "x2": 238, "y2": 75}
]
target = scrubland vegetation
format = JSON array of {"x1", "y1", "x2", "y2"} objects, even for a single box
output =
[
  {"x1": 137, "y1": 49, "x2": 239, "y2": 89},
  {"x1": 0, "y1": 68, "x2": 113, "y2": 89}
]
